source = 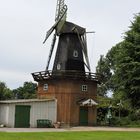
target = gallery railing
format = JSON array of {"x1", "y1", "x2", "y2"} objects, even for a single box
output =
[{"x1": 32, "y1": 70, "x2": 100, "y2": 82}]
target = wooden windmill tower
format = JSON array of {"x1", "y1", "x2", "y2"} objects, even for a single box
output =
[{"x1": 32, "y1": 0, "x2": 99, "y2": 127}]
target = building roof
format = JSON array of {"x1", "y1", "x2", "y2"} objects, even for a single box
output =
[
  {"x1": 78, "y1": 98, "x2": 98, "y2": 106},
  {"x1": 0, "y1": 98, "x2": 56, "y2": 104}
]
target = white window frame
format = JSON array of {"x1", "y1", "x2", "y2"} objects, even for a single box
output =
[
  {"x1": 43, "y1": 84, "x2": 48, "y2": 91},
  {"x1": 82, "y1": 85, "x2": 88, "y2": 92}
]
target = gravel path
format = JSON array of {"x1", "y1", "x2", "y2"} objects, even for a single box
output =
[{"x1": 0, "y1": 127, "x2": 140, "y2": 132}]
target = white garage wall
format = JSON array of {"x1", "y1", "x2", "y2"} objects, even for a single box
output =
[
  {"x1": 0, "y1": 104, "x2": 9, "y2": 126},
  {"x1": 30, "y1": 100, "x2": 57, "y2": 127},
  {"x1": 8, "y1": 104, "x2": 15, "y2": 127},
  {"x1": 0, "y1": 99, "x2": 57, "y2": 128}
]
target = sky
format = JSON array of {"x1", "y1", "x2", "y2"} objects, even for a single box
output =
[{"x1": 0, "y1": 0, "x2": 140, "y2": 89}]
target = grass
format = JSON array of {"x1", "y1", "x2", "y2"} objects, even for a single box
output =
[{"x1": 0, "y1": 131, "x2": 140, "y2": 140}]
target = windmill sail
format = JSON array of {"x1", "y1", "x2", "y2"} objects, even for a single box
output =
[
  {"x1": 55, "y1": 0, "x2": 66, "y2": 21},
  {"x1": 81, "y1": 33, "x2": 91, "y2": 71},
  {"x1": 56, "y1": 5, "x2": 67, "y2": 34},
  {"x1": 43, "y1": 6, "x2": 67, "y2": 44},
  {"x1": 45, "y1": 33, "x2": 57, "y2": 71},
  {"x1": 43, "y1": 23, "x2": 56, "y2": 44},
  {"x1": 43, "y1": 0, "x2": 67, "y2": 70},
  {"x1": 72, "y1": 27, "x2": 91, "y2": 71}
]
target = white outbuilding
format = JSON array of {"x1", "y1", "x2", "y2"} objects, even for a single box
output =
[{"x1": 0, "y1": 99, "x2": 57, "y2": 128}]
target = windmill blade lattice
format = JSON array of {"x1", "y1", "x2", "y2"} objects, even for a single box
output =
[{"x1": 45, "y1": 33, "x2": 57, "y2": 71}]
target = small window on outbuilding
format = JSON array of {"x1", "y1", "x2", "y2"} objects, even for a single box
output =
[
  {"x1": 82, "y1": 85, "x2": 88, "y2": 92},
  {"x1": 44, "y1": 84, "x2": 48, "y2": 91}
]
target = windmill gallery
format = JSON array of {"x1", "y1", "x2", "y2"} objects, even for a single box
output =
[{"x1": 0, "y1": 0, "x2": 99, "y2": 128}]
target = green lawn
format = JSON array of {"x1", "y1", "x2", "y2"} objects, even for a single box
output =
[{"x1": 0, "y1": 131, "x2": 140, "y2": 140}]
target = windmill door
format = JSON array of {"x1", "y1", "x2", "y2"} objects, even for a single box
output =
[
  {"x1": 79, "y1": 107, "x2": 88, "y2": 126},
  {"x1": 15, "y1": 105, "x2": 31, "y2": 128}
]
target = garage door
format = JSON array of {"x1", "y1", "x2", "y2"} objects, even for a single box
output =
[{"x1": 15, "y1": 105, "x2": 31, "y2": 128}]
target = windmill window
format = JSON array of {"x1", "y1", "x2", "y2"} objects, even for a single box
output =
[
  {"x1": 43, "y1": 84, "x2": 48, "y2": 91},
  {"x1": 73, "y1": 50, "x2": 78, "y2": 57},
  {"x1": 57, "y1": 63, "x2": 61, "y2": 70},
  {"x1": 82, "y1": 85, "x2": 88, "y2": 92}
]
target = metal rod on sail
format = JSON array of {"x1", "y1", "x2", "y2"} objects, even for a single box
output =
[{"x1": 86, "y1": 31, "x2": 95, "y2": 34}]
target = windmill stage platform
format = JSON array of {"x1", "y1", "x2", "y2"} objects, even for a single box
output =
[{"x1": 32, "y1": 70, "x2": 99, "y2": 82}]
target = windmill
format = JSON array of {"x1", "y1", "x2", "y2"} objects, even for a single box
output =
[
  {"x1": 32, "y1": 0, "x2": 99, "y2": 127},
  {"x1": 43, "y1": 0, "x2": 91, "y2": 72}
]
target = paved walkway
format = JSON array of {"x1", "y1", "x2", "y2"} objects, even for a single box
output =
[{"x1": 0, "y1": 127, "x2": 140, "y2": 132}]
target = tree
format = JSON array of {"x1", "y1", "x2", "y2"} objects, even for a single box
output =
[
  {"x1": 114, "y1": 14, "x2": 140, "y2": 109},
  {"x1": 96, "y1": 55, "x2": 112, "y2": 96},
  {"x1": 96, "y1": 13, "x2": 140, "y2": 109},
  {"x1": 13, "y1": 82, "x2": 37, "y2": 99},
  {"x1": 0, "y1": 81, "x2": 13, "y2": 100}
]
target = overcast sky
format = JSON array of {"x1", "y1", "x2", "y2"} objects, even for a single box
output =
[{"x1": 0, "y1": 0, "x2": 140, "y2": 89}]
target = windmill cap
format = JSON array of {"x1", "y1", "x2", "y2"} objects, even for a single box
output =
[{"x1": 59, "y1": 21, "x2": 86, "y2": 35}]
